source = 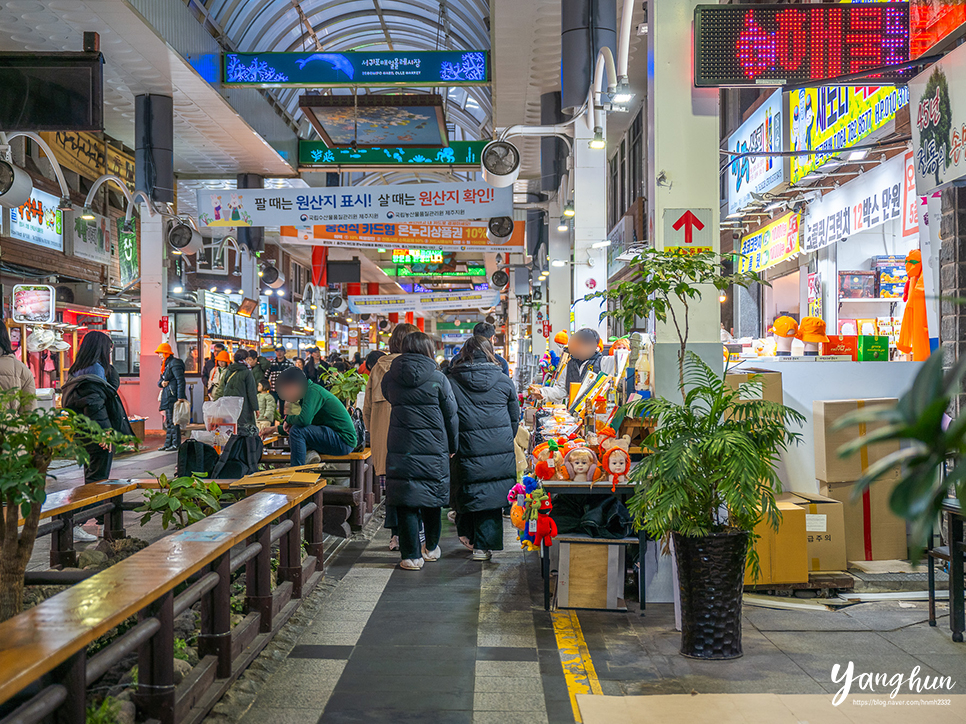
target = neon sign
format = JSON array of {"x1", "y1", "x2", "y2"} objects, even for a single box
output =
[
  {"x1": 694, "y1": 4, "x2": 910, "y2": 87},
  {"x1": 392, "y1": 248, "x2": 445, "y2": 264}
]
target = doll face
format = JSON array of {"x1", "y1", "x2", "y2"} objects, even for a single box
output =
[
  {"x1": 607, "y1": 451, "x2": 629, "y2": 475},
  {"x1": 570, "y1": 455, "x2": 593, "y2": 477}
]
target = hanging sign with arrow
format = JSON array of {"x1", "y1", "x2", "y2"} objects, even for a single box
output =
[{"x1": 663, "y1": 208, "x2": 713, "y2": 254}]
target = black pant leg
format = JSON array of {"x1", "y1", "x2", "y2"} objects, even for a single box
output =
[
  {"x1": 421, "y1": 507, "x2": 442, "y2": 552},
  {"x1": 474, "y1": 508, "x2": 505, "y2": 551},
  {"x1": 84, "y1": 444, "x2": 113, "y2": 483},
  {"x1": 397, "y1": 506, "x2": 421, "y2": 560}
]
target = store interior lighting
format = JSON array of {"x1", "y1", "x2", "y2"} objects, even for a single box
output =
[
  {"x1": 172, "y1": 285, "x2": 183, "y2": 294},
  {"x1": 264, "y1": 289, "x2": 273, "y2": 296}
]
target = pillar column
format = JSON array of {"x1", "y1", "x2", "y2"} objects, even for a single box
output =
[
  {"x1": 138, "y1": 208, "x2": 166, "y2": 431},
  {"x1": 572, "y1": 115, "x2": 609, "y2": 337},
  {"x1": 547, "y1": 191, "x2": 571, "y2": 336},
  {"x1": 940, "y1": 188, "x2": 966, "y2": 399}
]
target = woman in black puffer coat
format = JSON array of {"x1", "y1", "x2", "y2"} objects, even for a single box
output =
[
  {"x1": 382, "y1": 332, "x2": 459, "y2": 570},
  {"x1": 446, "y1": 336, "x2": 520, "y2": 559}
]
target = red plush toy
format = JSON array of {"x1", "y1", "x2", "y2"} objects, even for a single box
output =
[{"x1": 534, "y1": 494, "x2": 558, "y2": 547}]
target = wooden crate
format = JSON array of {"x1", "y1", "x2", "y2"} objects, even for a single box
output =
[{"x1": 556, "y1": 534, "x2": 634, "y2": 610}]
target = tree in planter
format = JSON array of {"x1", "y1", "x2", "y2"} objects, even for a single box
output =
[
  {"x1": 585, "y1": 248, "x2": 761, "y2": 393},
  {"x1": 628, "y1": 353, "x2": 804, "y2": 658},
  {"x1": 0, "y1": 390, "x2": 137, "y2": 622},
  {"x1": 322, "y1": 367, "x2": 367, "y2": 409}
]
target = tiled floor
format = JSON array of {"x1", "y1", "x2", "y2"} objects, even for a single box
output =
[{"x1": 232, "y1": 518, "x2": 965, "y2": 724}]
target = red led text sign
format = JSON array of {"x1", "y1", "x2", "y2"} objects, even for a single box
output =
[{"x1": 694, "y1": 3, "x2": 910, "y2": 87}]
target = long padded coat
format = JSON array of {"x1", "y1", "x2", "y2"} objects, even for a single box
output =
[
  {"x1": 446, "y1": 356, "x2": 520, "y2": 512},
  {"x1": 382, "y1": 353, "x2": 459, "y2": 508}
]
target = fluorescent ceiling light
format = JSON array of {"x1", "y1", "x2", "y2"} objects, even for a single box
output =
[{"x1": 848, "y1": 149, "x2": 869, "y2": 161}]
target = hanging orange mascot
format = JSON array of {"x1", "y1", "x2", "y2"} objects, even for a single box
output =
[{"x1": 897, "y1": 249, "x2": 930, "y2": 361}]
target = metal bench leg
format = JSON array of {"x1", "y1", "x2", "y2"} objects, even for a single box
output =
[
  {"x1": 136, "y1": 591, "x2": 175, "y2": 724},
  {"x1": 350, "y1": 460, "x2": 364, "y2": 527},
  {"x1": 198, "y1": 553, "x2": 232, "y2": 679},
  {"x1": 246, "y1": 525, "x2": 274, "y2": 634},
  {"x1": 49, "y1": 513, "x2": 76, "y2": 568},
  {"x1": 105, "y1": 494, "x2": 126, "y2": 542},
  {"x1": 279, "y1": 506, "x2": 303, "y2": 598},
  {"x1": 50, "y1": 649, "x2": 86, "y2": 724},
  {"x1": 304, "y1": 490, "x2": 325, "y2": 573}
]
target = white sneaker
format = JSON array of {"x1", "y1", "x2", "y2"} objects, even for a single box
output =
[
  {"x1": 399, "y1": 558, "x2": 424, "y2": 570},
  {"x1": 73, "y1": 526, "x2": 97, "y2": 543},
  {"x1": 389, "y1": 535, "x2": 400, "y2": 551},
  {"x1": 472, "y1": 549, "x2": 492, "y2": 561},
  {"x1": 421, "y1": 545, "x2": 441, "y2": 562},
  {"x1": 305, "y1": 450, "x2": 322, "y2": 464},
  {"x1": 447, "y1": 510, "x2": 457, "y2": 523},
  {"x1": 458, "y1": 536, "x2": 473, "y2": 551}
]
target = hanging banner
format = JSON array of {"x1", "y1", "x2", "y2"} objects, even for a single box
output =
[
  {"x1": 9, "y1": 188, "x2": 63, "y2": 251},
  {"x1": 196, "y1": 182, "x2": 512, "y2": 228},
  {"x1": 727, "y1": 89, "x2": 785, "y2": 215},
  {"x1": 71, "y1": 207, "x2": 113, "y2": 265},
  {"x1": 803, "y1": 153, "x2": 907, "y2": 252},
  {"x1": 115, "y1": 218, "x2": 139, "y2": 289},
  {"x1": 348, "y1": 288, "x2": 501, "y2": 315},
  {"x1": 789, "y1": 86, "x2": 910, "y2": 184},
  {"x1": 279, "y1": 219, "x2": 526, "y2": 253},
  {"x1": 909, "y1": 40, "x2": 966, "y2": 195},
  {"x1": 737, "y1": 212, "x2": 800, "y2": 273},
  {"x1": 299, "y1": 140, "x2": 488, "y2": 169},
  {"x1": 223, "y1": 50, "x2": 489, "y2": 88},
  {"x1": 40, "y1": 131, "x2": 136, "y2": 190}
]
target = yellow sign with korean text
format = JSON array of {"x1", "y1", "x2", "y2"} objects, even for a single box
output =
[
  {"x1": 788, "y1": 86, "x2": 909, "y2": 184},
  {"x1": 39, "y1": 131, "x2": 136, "y2": 191},
  {"x1": 738, "y1": 212, "x2": 801, "y2": 273}
]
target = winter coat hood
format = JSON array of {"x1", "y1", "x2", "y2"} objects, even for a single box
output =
[
  {"x1": 386, "y1": 352, "x2": 439, "y2": 389},
  {"x1": 447, "y1": 356, "x2": 503, "y2": 393}
]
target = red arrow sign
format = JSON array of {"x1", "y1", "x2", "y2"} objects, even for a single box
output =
[{"x1": 672, "y1": 210, "x2": 705, "y2": 244}]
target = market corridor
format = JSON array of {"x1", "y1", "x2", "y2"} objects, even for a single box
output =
[{"x1": 206, "y1": 518, "x2": 966, "y2": 724}]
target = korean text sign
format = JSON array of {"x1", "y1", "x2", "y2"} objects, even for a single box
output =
[
  {"x1": 196, "y1": 183, "x2": 512, "y2": 228},
  {"x1": 347, "y1": 289, "x2": 501, "y2": 315},
  {"x1": 727, "y1": 89, "x2": 785, "y2": 215},
  {"x1": 803, "y1": 154, "x2": 908, "y2": 252},
  {"x1": 738, "y1": 212, "x2": 801, "y2": 273},
  {"x1": 279, "y1": 220, "x2": 525, "y2": 253},
  {"x1": 9, "y1": 188, "x2": 63, "y2": 251}
]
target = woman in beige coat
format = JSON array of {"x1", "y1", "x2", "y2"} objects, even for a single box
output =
[
  {"x1": 0, "y1": 324, "x2": 35, "y2": 411},
  {"x1": 363, "y1": 322, "x2": 418, "y2": 551}
]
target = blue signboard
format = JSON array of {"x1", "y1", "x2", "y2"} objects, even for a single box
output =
[{"x1": 223, "y1": 51, "x2": 489, "y2": 87}]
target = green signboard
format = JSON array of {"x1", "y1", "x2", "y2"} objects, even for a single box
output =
[
  {"x1": 390, "y1": 266, "x2": 487, "y2": 278},
  {"x1": 115, "y1": 218, "x2": 139, "y2": 289},
  {"x1": 299, "y1": 140, "x2": 487, "y2": 168},
  {"x1": 224, "y1": 51, "x2": 489, "y2": 88}
]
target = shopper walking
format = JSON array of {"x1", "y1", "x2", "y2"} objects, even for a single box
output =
[
  {"x1": 156, "y1": 342, "x2": 187, "y2": 451},
  {"x1": 62, "y1": 331, "x2": 134, "y2": 483},
  {"x1": 363, "y1": 323, "x2": 417, "y2": 551},
  {"x1": 0, "y1": 322, "x2": 35, "y2": 411},
  {"x1": 382, "y1": 332, "x2": 459, "y2": 570},
  {"x1": 472, "y1": 322, "x2": 510, "y2": 375},
  {"x1": 213, "y1": 349, "x2": 259, "y2": 436},
  {"x1": 446, "y1": 336, "x2": 519, "y2": 560}
]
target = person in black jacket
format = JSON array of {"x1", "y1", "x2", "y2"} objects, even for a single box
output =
[
  {"x1": 382, "y1": 332, "x2": 459, "y2": 570},
  {"x1": 62, "y1": 331, "x2": 134, "y2": 482},
  {"x1": 446, "y1": 336, "x2": 520, "y2": 560},
  {"x1": 472, "y1": 322, "x2": 510, "y2": 376},
  {"x1": 304, "y1": 348, "x2": 324, "y2": 384},
  {"x1": 156, "y1": 342, "x2": 187, "y2": 451}
]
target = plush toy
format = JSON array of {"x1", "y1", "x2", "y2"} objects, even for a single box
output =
[
  {"x1": 599, "y1": 432, "x2": 632, "y2": 492},
  {"x1": 533, "y1": 439, "x2": 568, "y2": 480},
  {"x1": 533, "y1": 494, "x2": 558, "y2": 548},
  {"x1": 563, "y1": 447, "x2": 599, "y2": 483},
  {"x1": 510, "y1": 502, "x2": 526, "y2": 531}
]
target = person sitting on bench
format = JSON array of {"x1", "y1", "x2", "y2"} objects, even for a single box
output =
[{"x1": 261, "y1": 367, "x2": 356, "y2": 465}]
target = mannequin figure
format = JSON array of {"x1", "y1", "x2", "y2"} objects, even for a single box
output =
[
  {"x1": 897, "y1": 249, "x2": 930, "y2": 361},
  {"x1": 771, "y1": 316, "x2": 799, "y2": 356},
  {"x1": 796, "y1": 316, "x2": 830, "y2": 356}
]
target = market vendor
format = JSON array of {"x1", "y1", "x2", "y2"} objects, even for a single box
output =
[{"x1": 528, "y1": 328, "x2": 603, "y2": 404}]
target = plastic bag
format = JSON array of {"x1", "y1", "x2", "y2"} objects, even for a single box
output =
[
  {"x1": 203, "y1": 396, "x2": 244, "y2": 435},
  {"x1": 172, "y1": 399, "x2": 190, "y2": 427}
]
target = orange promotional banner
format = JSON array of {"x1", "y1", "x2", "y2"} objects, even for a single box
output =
[{"x1": 280, "y1": 220, "x2": 525, "y2": 253}]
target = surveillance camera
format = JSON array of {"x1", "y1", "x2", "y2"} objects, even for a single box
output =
[
  {"x1": 0, "y1": 159, "x2": 32, "y2": 209},
  {"x1": 487, "y1": 216, "x2": 514, "y2": 243},
  {"x1": 167, "y1": 221, "x2": 203, "y2": 255},
  {"x1": 261, "y1": 265, "x2": 286, "y2": 289},
  {"x1": 481, "y1": 140, "x2": 521, "y2": 188}
]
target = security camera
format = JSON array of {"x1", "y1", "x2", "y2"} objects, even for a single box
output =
[
  {"x1": 261, "y1": 264, "x2": 286, "y2": 289},
  {"x1": 0, "y1": 159, "x2": 32, "y2": 208},
  {"x1": 481, "y1": 140, "x2": 521, "y2": 188},
  {"x1": 167, "y1": 220, "x2": 203, "y2": 256},
  {"x1": 487, "y1": 216, "x2": 514, "y2": 243}
]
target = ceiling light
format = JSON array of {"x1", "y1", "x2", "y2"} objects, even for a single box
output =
[
  {"x1": 848, "y1": 149, "x2": 869, "y2": 161},
  {"x1": 209, "y1": 286, "x2": 217, "y2": 292},
  {"x1": 719, "y1": 292, "x2": 727, "y2": 303},
  {"x1": 223, "y1": 288, "x2": 232, "y2": 294},
  {"x1": 310, "y1": 304, "x2": 317, "y2": 310},
  {"x1": 258, "y1": 270, "x2": 264, "y2": 277},
  {"x1": 172, "y1": 286, "x2": 183, "y2": 294},
  {"x1": 611, "y1": 80, "x2": 634, "y2": 104},
  {"x1": 80, "y1": 206, "x2": 96, "y2": 221},
  {"x1": 563, "y1": 202, "x2": 575, "y2": 217},
  {"x1": 551, "y1": 259, "x2": 567, "y2": 268},
  {"x1": 264, "y1": 289, "x2": 273, "y2": 296},
  {"x1": 557, "y1": 220, "x2": 569, "y2": 232},
  {"x1": 592, "y1": 240, "x2": 612, "y2": 249},
  {"x1": 589, "y1": 128, "x2": 606, "y2": 150},
  {"x1": 58, "y1": 196, "x2": 72, "y2": 212},
  {"x1": 276, "y1": 289, "x2": 285, "y2": 296}
]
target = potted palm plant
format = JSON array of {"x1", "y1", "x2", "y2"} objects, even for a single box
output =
[{"x1": 628, "y1": 353, "x2": 804, "y2": 659}]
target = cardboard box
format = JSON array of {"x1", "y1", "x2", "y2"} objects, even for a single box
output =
[
  {"x1": 744, "y1": 501, "x2": 809, "y2": 586},
  {"x1": 820, "y1": 467, "x2": 908, "y2": 562},
  {"x1": 822, "y1": 335, "x2": 858, "y2": 360},
  {"x1": 726, "y1": 369, "x2": 783, "y2": 404},
  {"x1": 857, "y1": 335, "x2": 890, "y2": 361},
  {"x1": 813, "y1": 398, "x2": 899, "y2": 482},
  {"x1": 780, "y1": 492, "x2": 847, "y2": 571}
]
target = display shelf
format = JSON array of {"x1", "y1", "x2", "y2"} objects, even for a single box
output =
[{"x1": 838, "y1": 297, "x2": 901, "y2": 303}]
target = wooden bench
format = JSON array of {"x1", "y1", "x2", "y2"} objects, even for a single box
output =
[
  {"x1": 14, "y1": 481, "x2": 140, "y2": 568},
  {"x1": 0, "y1": 481, "x2": 326, "y2": 724}
]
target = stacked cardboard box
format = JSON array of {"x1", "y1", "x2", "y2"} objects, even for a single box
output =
[
  {"x1": 744, "y1": 501, "x2": 809, "y2": 586},
  {"x1": 812, "y1": 399, "x2": 908, "y2": 562},
  {"x1": 779, "y1": 492, "x2": 847, "y2": 571}
]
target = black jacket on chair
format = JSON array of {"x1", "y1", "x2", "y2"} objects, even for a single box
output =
[
  {"x1": 382, "y1": 353, "x2": 459, "y2": 509},
  {"x1": 446, "y1": 355, "x2": 520, "y2": 512},
  {"x1": 62, "y1": 374, "x2": 134, "y2": 437}
]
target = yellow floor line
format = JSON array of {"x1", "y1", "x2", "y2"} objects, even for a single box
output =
[{"x1": 551, "y1": 610, "x2": 603, "y2": 722}]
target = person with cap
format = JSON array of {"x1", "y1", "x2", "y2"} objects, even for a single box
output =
[
  {"x1": 156, "y1": 342, "x2": 187, "y2": 451},
  {"x1": 0, "y1": 322, "x2": 34, "y2": 413},
  {"x1": 268, "y1": 346, "x2": 294, "y2": 414},
  {"x1": 207, "y1": 349, "x2": 231, "y2": 397},
  {"x1": 261, "y1": 367, "x2": 356, "y2": 465},
  {"x1": 202, "y1": 342, "x2": 226, "y2": 383},
  {"x1": 796, "y1": 316, "x2": 829, "y2": 356},
  {"x1": 213, "y1": 349, "x2": 259, "y2": 435},
  {"x1": 473, "y1": 321, "x2": 510, "y2": 375},
  {"x1": 528, "y1": 328, "x2": 602, "y2": 404}
]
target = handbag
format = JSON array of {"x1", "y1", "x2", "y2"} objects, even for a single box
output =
[{"x1": 173, "y1": 399, "x2": 190, "y2": 427}]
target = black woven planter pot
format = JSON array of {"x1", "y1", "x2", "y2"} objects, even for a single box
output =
[{"x1": 673, "y1": 530, "x2": 748, "y2": 660}]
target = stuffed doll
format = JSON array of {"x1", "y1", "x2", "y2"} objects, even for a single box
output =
[
  {"x1": 599, "y1": 433, "x2": 632, "y2": 492},
  {"x1": 533, "y1": 494, "x2": 558, "y2": 548},
  {"x1": 563, "y1": 447, "x2": 599, "y2": 483}
]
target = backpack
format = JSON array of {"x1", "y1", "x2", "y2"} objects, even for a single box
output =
[
  {"x1": 177, "y1": 440, "x2": 219, "y2": 478},
  {"x1": 211, "y1": 434, "x2": 264, "y2": 479},
  {"x1": 350, "y1": 407, "x2": 367, "y2": 453}
]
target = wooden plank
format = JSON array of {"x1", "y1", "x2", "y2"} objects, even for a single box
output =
[
  {"x1": 16, "y1": 482, "x2": 139, "y2": 526},
  {"x1": 566, "y1": 544, "x2": 610, "y2": 609}
]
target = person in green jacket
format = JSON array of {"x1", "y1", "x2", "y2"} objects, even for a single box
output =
[
  {"x1": 247, "y1": 349, "x2": 270, "y2": 387},
  {"x1": 255, "y1": 379, "x2": 277, "y2": 430},
  {"x1": 213, "y1": 349, "x2": 259, "y2": 436},
  {"x1": 262, "y1": 367, "x2": 356, "y2": 465}
]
